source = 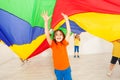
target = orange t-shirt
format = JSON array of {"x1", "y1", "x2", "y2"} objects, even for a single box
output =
[{"x1": 50, "y1": 40, "x2": 70, "y2": 70}]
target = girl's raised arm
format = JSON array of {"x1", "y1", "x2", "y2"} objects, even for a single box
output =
[
  {"x1": 41, "y1": 11, "x2": 52, "y2": 45},
  {"x1": 61, "y1": 13, "x2": 71, "y2": 42}
]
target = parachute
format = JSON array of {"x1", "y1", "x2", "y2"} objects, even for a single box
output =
[
  {"x1": 1, "y1": 0, "x2": 120, "y2": 60},
  {"x1": 0, "y1": 0, "x2": 56, "y2": 60}
]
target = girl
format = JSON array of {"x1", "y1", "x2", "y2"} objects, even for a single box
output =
[{"x1": 41, "y1": 12, "x2": 72, "y2": 80}]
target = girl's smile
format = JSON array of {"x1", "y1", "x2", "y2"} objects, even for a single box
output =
[{"x1": 54, "y1": 31, "x2": 64, "y2": 42}]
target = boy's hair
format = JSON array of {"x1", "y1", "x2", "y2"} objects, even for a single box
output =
[
  {"x1": 53, "y1": 29, "x2": 65, "y2": 44},
  {"x1": 75, "y1": 34, "x2": 80, "y2": 41}
]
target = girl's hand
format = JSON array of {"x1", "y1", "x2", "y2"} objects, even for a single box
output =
[
  {"x1": 41, "y1": 11, "x2": 52, "y2": 45},
  {"x1": 41, "y1": 11, "x2": 51, "y2": 21},
  {"x1": 61, "y1": 13, "x2": 71, "y2": 41},
  {"x1": 61, "y1": 13, "x2": 68, "y2": 20}
]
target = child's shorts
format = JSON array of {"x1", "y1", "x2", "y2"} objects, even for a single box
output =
[
  {"x1": 111, "y1": 56, "x2": 120, "y2": 65},
  {"x1": 74, "y1": 46, "x2": 79, "y2": 52},
  {"x1": 54, "y1": 67, "x2": 72, "y2": 80}
]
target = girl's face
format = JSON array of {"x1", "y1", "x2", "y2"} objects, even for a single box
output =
[{"x1": 54, "y1": 31, "x2": 64, "y2": 42}]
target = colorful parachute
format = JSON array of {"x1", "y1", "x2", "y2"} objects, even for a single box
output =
[
  {"x1": 0, "y1": 0, "x2": 56, "y2": 60},
  {"x1": 1, "y1": 0, "x2": 120, "y2": 60}
]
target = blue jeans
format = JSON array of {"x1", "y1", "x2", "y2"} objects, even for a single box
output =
[
  {"x1": 74, "y1": 46, "x2": 79, "y2": 52},
  {"x1": 54, "y1": 67, "x2": 72, "y2": 80}
]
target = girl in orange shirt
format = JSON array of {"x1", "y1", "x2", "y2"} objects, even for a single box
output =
[{"x1": 41, "y1": 12, "x2": 72, "y2": 80}]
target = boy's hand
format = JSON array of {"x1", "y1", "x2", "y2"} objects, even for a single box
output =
[{"x1": 117, "y1": 39, "x2": 120, "y2": 43}]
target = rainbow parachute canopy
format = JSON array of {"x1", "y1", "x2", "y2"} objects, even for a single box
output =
[{"x1": 1, "y1": 0, "x2": 120, "y2": 60}]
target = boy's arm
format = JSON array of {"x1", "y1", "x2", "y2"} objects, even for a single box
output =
[
  {"x1": 61, "y1": 13, "x2": 71, "y2": 42},
  {"x1": 41, "y1": 12, "x2": 52, "y2": 45},
  {"x1": 74, "y1": 33, "x2": 76, "y2": 37}
]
